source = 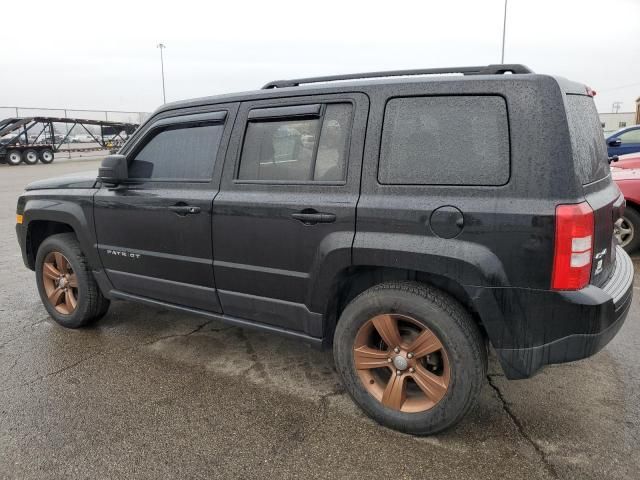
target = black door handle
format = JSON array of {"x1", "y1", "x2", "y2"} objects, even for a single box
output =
[
  {"x1": 169, "y1": 205, "x2": 201, "y2": 215},
  {"x1": 291, "y1": 211, "x2": 336, "y2": 225}
]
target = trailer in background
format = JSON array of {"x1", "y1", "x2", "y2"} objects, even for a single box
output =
[{"x1": 0, "y1": 117, "x2": 139, "y2": 165}]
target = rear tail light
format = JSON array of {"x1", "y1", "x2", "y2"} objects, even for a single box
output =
[{"x1": 551, "y1": 202, "x2": 594, "y2": 290}]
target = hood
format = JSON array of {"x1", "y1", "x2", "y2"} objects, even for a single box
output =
[{"x1": 25, "y1": 171, "x2": 98, "y2": 190}]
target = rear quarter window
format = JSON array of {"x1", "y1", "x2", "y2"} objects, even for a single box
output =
[
  {"x1": 565, "y1": 94, "x2": 609, "y2": 185},
  {"x1": 378, "y1": 96, "x2": 510, "y2": 185}
]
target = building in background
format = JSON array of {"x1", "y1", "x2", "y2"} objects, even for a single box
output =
[
  {"x1": 598, "y1": 95, "x2": 640, "y2": 134},
  {"x1": 600, "y1": 112, "x2": 637, "y2": 134}
]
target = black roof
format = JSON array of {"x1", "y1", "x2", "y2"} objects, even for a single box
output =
[{"x1": 153, "y1": 64, "x2": 585, "y2": 116}]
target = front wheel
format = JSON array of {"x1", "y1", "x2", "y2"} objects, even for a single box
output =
[
  {"x1": 35, "y1": 233, "x2": 110, "y2": 328},
  {"x1": 333, "y1": 281, "x2": 486, "y2": 435}
]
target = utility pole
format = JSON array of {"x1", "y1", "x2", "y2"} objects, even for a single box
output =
[
  {"x1": 501, "y1": 0, "x2": 508, "y2": 63},
  {"x1": 612, "y1": 101, "x2": 623, "y2": 114},
  {"x1": 157, "y1": 43, "x2": 167, "y2": 104}
]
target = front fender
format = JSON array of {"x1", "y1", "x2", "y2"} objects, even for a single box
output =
[{"x1": 19, "y1": 190, "x2": 101, "y2": 271}]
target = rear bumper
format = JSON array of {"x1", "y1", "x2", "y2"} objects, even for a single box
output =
[{"x1": 477, "y1": 246, "x2": 634, "y2": 379}]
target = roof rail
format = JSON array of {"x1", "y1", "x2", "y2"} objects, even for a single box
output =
[{"x1": 262, "y1": 64, "x2": 533, "y2": 89}]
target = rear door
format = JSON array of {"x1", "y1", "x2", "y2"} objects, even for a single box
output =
[
  {"x1": 94, "y1": 106, "x2": 237, "y2": 311},
  {"x1": 565, "y1": 93, "x2": 622, "y2": 286},
  {"x1": 212, "y1": 93, "x2": 368, "y2": 337}
]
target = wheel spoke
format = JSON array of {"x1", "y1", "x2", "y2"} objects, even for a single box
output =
[
  {"x1": 381, "y1": 373, "x2": 406, "y2": 410},
  {"x1": 412, "y1": 365, "x2": 448, "y2": 403},
  {"x1": 43, "y1": 262, "x2": 61, "y2": 280},
  {"x1": 354, "y1": 346, "x2": 390, "y2": 370},
  {"x1": 68, "y1": 274, "x2": 78, "y2": 288},
  {"x1": 407, "y1": 329, "x2": 443, "y2": 358},
  {"x1": 65, "y1": 289, "x2": 77, "y2": 311},
  {"x1": 53, "y1": 252, "x2": 66, "y2": 272},
  {"x1": 48, "y1": 287, "x2": 64, "y2": 306},
  {"x1": 372, "y1": 314, "x2": 403, "y2": 349}
]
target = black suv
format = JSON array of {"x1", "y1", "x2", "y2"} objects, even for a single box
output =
[{"x1": 16, "y1": 64, "x2": 634, "y2": 435}]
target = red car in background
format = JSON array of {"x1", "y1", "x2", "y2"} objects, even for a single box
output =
[
  {"x1": 612, "y1": 152, "x2": 640, "y2": 170},
  {"x1": 612, "y1": 166, "x2": 640, "y2": 253}
]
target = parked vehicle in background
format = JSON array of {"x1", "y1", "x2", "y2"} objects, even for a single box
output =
[
  {"x1": 612, "y1": 166, "x2": 640, "y2": 253},
  {"x1": 15, "y1": 64, "x2": 634, "y2": 435},
  {"x1": 71, "y1": 134, "x2": 96, "y2": 143},
  {"x1": 606, "y1": 125, "x2": 640, "y2": 157},
  {"x1": 611, "y1": 152, "x2": 640, "y2": 170},
  {"x1": 0, "y1": 117, "x2": 138, "y2": 166}
]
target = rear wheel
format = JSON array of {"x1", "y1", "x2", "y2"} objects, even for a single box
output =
[
  {"x1": 6, "y1": 149, "x2": 22, "y2": 166},
  {"x1": 39, "y1": 148, "x2": 54, "y2": 164},
  {"x1": 35, "y1": 233, "x2": 110, "y2": 328},
  {"x1": 22, "y1": 149, "x2": 39, "y2": 165},
  {"x1": 616, "y1": 207, "x2": 640, "y2": 254},
  {"x1": 333, "y1": 281, "x2": 486, "y2": 435}
]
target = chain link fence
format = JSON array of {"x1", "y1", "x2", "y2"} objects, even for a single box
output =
[{"x1": 0, "y1": 106, "x2": 150, "y2": 159}]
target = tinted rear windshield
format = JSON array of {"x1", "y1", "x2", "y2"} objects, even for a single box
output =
[{"x1": 565, "y1": 94, "x2": 609, "y2": 185}]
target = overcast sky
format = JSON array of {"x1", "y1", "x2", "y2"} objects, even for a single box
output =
[{"x1": 1, "y1": 0, "x2": 639, "y2": 115}]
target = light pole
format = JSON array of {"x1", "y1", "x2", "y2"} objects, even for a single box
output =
[
  {"x1": 157, "y1": 43, "x2": 167, "y2": 104},
  {"x1": 501, "y1": 0, "x2": 508, "y2": 63}
]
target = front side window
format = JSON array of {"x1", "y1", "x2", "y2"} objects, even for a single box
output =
[
  {"x1": 129, "y1": 122, "x2": 224, "y2": 180},
  {"x1": 238, "y1": 103, "x2": 352, "y2": 182},
  {"x1": 378, "y1": 96, "x2": 510, "y2": 186},
  {"x1": 618, "y1": 128, "x2": 640, "y2": 144}
]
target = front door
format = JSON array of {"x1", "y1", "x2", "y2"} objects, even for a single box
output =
[
  {"x1": 94, "y1": 107, "x2": 237, "y2": 312},
  {"x1": 212, "y1": 93, "x2": 368, "y2": 337}
]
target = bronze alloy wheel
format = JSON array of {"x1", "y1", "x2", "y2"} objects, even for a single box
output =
[
  {"x1": 42, "y1": 251, "x2": 79, "y2": 315},
  {"x1": 353, "y1": 313, "x2": 450, "y2": 413}
]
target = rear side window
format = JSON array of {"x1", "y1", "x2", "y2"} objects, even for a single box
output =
[
  {"x1": 129, "y1": 123, "x2": 224, "y2": 180},
  {"x1": 565, "y1": 95, "x2": 609, "y2": 185},
  {"x1": 378, "y1": 96, "x2": 510, "y2": 185},
  {"x1": 238, "y1": 103, "x2": 352, "y2": 182}
]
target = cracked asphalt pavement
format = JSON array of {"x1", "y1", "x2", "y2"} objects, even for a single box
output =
[{"x1": 1, "y1": 159, "x2": 639, "y2": 479}]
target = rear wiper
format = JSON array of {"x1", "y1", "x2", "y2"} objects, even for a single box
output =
[{"x1": 608, "y1": 155, "x2": 619, "y2": 165}]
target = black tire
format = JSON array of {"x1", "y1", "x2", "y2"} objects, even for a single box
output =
[
  {"x1": 39, "y1": 148, "x2": 55, "y2": 164},
  {"x1": 333, "y1": 281, "x2": 487, "y2": 435},
  {"x1": 35, "y1": 233, "x2": 110, "y2": 328},
  {"x1": 6, "y1": 149, "x2": 22, "y2": 166},
  {"x1": 618, "y1": 207, "x2": 640, "y2": 254},
  {"x1": 22, "y1": 149, "x2": 39, "y2": 165}
]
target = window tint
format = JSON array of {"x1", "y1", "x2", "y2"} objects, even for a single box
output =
[
  {"x1": 565, "y1": 95, "x2": 609, "y2": 184},
  {"x1": 618, "y1": 128, "x2": 640, "y2": 143},
  {"x1": 378, "y1": 96, "x2": 509, "y2": 185},
  {"x1": 238, "y1": 103, "x2": 352, "y2": 182},
  {"x1": 129, "y1": 123, "x2": 224, "y2": 180}
]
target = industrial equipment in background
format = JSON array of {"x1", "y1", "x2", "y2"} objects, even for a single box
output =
[{"x1": 0, "y1": 117, "x2": 139, "y2": 165}]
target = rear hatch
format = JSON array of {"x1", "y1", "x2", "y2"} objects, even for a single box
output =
[{"x1": 565, "y1": 93, "x2": 623, "y2": 287}]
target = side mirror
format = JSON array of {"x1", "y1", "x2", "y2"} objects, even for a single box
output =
[
  {"x1": 98, "y1": 154, "x2": 128, "y2": 185},
  {"x1": 608, "y1": 138, "x2": 622, "y2": 147}
]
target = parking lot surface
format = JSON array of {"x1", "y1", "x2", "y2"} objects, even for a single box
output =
[{"x1": 1, "y1": 159, "x2": 639, "y2": 479}]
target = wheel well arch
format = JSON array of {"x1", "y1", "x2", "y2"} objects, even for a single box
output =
[
  {"x1": 624, "y1": 199, "x2": 640, "y2": 213},
  {"x1": 25, "y1": 220, "x2": 75, "y2": 269},
  {"x1": 322, "y1": 266, "x2": 484, "y2": 343}
]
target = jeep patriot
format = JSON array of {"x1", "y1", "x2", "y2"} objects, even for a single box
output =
[{"x1": 16, "y1": 64, "x2": 634, "y2": 434}]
